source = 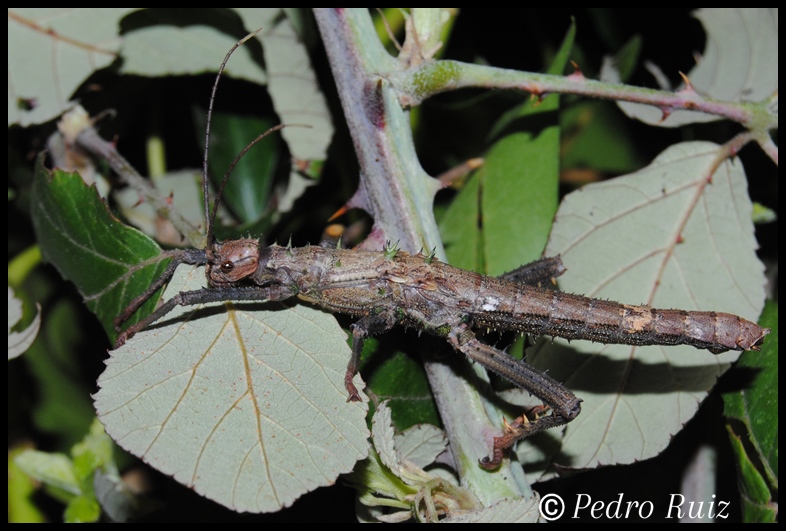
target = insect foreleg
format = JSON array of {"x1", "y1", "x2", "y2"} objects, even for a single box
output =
[
  {"x1": 447, "y1": 323, "x2": 582, "y2": 469},
  {"x1": 115, "y1": 282, "x2": 296, "y2": 348},
  {"x1": 114, "y1": 248, "x2": 208, "y2": 331},
  {"x1": 345, "y1": 311, "x2": 398, "y2": 402}
]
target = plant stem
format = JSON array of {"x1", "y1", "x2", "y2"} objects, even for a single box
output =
[{"x1": 314, "y1": 8, "x2": 530, "y2": 504}]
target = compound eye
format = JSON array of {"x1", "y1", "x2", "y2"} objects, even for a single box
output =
[{"x1": 221, "y1": 261, "x2": 234, "y2": 272}]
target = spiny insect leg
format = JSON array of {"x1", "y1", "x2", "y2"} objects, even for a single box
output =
[
  {"x1": 115, "y1": 283, "x2": 295, "y2": 348},
  {"x1": 447, "y1": 324, "x2": 582, "y2": 469},
  {"x1": 480, "y1": 406, "x2": 575, "y2": 470},
  {"x1": 497, "y1": 255, "x2": 566, "y2": 287},
  {"x1": 114, "y1": 248, "x2": 208, "y2": 331},
  {"x1": 345, "y1": 311, "x2": 398, "y2": 402}
]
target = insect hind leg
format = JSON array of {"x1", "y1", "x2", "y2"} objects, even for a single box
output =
[{"x1": 447, "y1": 324, "x2": 581, "y2": 469}]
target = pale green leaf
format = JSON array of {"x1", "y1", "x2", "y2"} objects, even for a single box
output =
[
  {"x1": 395, "y1": 424, "x2": 447, "y2": 469},
  {"x1": 114, "y1": 169, "x2": 203, "y2": 241},
  {"x1": 15, "y1": 450, "x2": 80, "y2": 495},
  {"x1": 521, "y1": 141, "x2": 766, "y2": 478},
  {"x1": 120, "y1": 20, "x2": 267, "y2": 83},
  {"x1": 617, "y1": 8, "x2": 778, "y2": 127},
  {"x1": 8, "y1": 286, "x2": 41, "y2": 360},
  {"x1": 94, "y1": 265, "x2": 370, "y2": 513},
  {"x1": 372, "y1": 401, "x2": 400, "y2": 473},
  {"x1": 236, "y1": 10, "x2": 334, "y2": 211},
  {"x1": 8, "y1": 8, "x2": 132, "y2": 126},
  {"x1": 249, "y1": 12, "x2": 333, "y2": 161}
]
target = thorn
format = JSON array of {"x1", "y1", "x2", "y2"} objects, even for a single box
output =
[
  {"x1": 502, "y1": 417, "x2": 513, "y2": 432},
  {"x1": 529, "y1": 91, "x2": 547, "y2": 106},
  {"x1": 677, "y1": 71, "x2": 695, "y2": 93},
  {"x1": 658, "y1": 107, "x2": 672, "y2": 123},
  {"x1": 384, "y1": 240, "x2": 400, "y2": 260},
  {"x1": 424, "y1": 247, "x2": 436, "y2": 264},
  {"x1": 327, "y1": 204, "x2": 349, "y2": 222},
  {"x1": 336, "y1": 235, "x2": 343, "y2": 249},
  {"x1": 676, "y1": 233, "x2": 685, "y2": 244},
  {"x1": 567, "y1": 61, "x2": 585, "y2": 80}
]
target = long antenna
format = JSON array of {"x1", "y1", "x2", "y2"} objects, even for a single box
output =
[
  {"x1": 203, "y1": 29, "x2": 263, "y2": 250},
  {"x1": 202, "y1": 30, "x2": 310, "y2": 250},
  {"x1": 209, "y1": 123, "x2": 288, "y2": 234}
]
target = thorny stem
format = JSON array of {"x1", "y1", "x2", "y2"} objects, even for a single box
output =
[
  {"x1": 315, "y1": 8, "x2": 530, "y2": 505},
  {"x1": 388, "y1": 60, "x2": 778, "y2": 134}
]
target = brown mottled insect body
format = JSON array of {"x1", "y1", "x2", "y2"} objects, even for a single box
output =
[
  {"x1": 116, "y1": 240, "x2": 769, "y2": 467},
  {"x1": 114, "y1": 31, "x2": 770, "y2": 470}
]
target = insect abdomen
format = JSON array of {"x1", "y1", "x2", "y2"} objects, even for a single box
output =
[{"x1": 471, "y1": 281, "x2": 768, "y2": 353}]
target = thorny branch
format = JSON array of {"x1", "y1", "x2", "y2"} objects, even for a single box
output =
[{"x1": 314, "y1": 9, "x2": 530, "y2": 503}]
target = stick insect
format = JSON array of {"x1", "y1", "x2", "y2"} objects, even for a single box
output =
[{"x1": 114, "y1": 35, "x2": 770, "y2": 470}]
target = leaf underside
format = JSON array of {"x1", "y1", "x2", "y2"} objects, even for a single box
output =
[
  {"x1": 519, "y1": 141, "x2": 766, "y2": 479},
  {"x1": 95, "y1": 265, "x2": 370, "y2": 513}
]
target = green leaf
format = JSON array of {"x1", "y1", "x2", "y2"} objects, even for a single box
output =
[
  {"x1": 14, "y1": 419, "x2": 123, "y2": 522},
  {"x1": 363, "y1": 345, "x2": 440, "y2": 430},
  {"x1": 121, "y1": 11, "x2": 333, "y2": 215},
  {"x1": 723, "y1": 301, "x2": 777, "y2": 477},
  {"x1": 8, "y1": 446, "x2": 47, "y2": 523},
  {"x1": 94, "y1": 265, "x2": 370, "y2": 513},
  {"x1": 522, "y1": 141, "x2": 767, "y2": 478},
  {"x1": 723, "y1": 300, "x2": 777, "y2": 522},
  {"x1": 195, "y1": 109, "x2": 280, "y2": 224},
  {"x1": 238, "y1": 10, "x2": 335, "y2": 212},
  {"x1": 30, "y1": 160, "x2": 168, "y2": 341},
  {"x1": 560, "y1": 100, "x2": 644, "y2": 174},
  {"x1": 64, "y1": 494, "x2": 101, "y2": 524},
  {"x1": 25, "y1": 299, "x2": 100, "y2": 446},
  {"x1": 441, "y1": 19, "x2": 572, "y2": 275},
  {"x1": 395, "y1": 424, "x2": 448, "y2": 469},
  {"x1": 440, "y1": 171, "x2": 483, "y2": 271}
]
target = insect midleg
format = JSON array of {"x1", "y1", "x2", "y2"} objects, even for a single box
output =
[
  {"x1": 345, "y1": 311, "x2": 398, "y2": 401},
  {"x1": 497, "y1": 255, "x2": 566, "y2": 286}
]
